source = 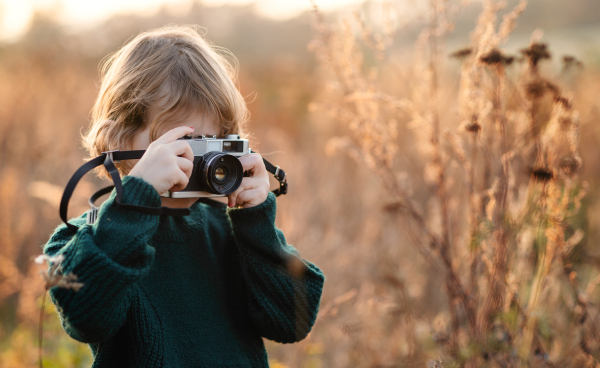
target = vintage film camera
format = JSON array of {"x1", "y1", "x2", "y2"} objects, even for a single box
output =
[
  {"x1": 161, "y1": 134, "x2": 250, "y2": 198},
  {"x1": 60, "y1": 133, "x2": 287, "y2": 232}
]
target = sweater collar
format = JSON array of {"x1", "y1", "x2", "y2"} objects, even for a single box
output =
[{"x1": 154, "y1": 202, "x2": 204, "y2": 242}]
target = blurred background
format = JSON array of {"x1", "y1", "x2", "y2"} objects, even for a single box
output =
[{"x1": 0, "y1": 0, "x2": 599, "y2": 367}]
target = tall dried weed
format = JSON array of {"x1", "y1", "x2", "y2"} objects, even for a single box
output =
[{"x1": 310, "y1": 0, "x2": 597, "y2": 366}]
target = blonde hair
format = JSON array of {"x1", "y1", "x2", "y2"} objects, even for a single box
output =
[{"x1": 83, "y1": 25, "x2": 249, "y2": 176}]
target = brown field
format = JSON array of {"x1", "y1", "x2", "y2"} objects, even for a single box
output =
[{"x1": 1, "y1": 1, "x2": 600, "y2": 367}]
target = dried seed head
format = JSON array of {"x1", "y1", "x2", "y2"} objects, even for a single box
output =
[
  {"x1": 545, "y1": 81, "x2": 560, "y2": 97},
  {"x1": 558, "y1": 116, "x2": 572, "y2": 129},
  {"x1": 562, "y1": 55, "x2": 583, "y2": 70},
  {"x1": 450, "y1": 47, "x2": 472, "y2": 59},
  {"x1": 480, "y1": 49, "x2": 514, "y2": 66},
  {"x1": 560, "y1": 157, "x2": 581, "y2": 176},
  {"x1": 531, "y1": 167, "x2": 554, "y2": 182},
  {"x1": 520, "y1": 42, "x2": 551, "y2": 67},
  {"x1": 525, "y1": 80, "x2": 546, "y2": 99},
  {"x1": 498, "y1": 0, "x2": 527, "y2": 41},
  {"x1": 383, "y1": 201, "x2": 404, "y2": 213},
  {"x1": 465, "y1": 115, "x2": 481, "y2": 133},
  {"x1": 480, "y1": 49, "x2": 501, "y2": 65},
  {"x1": 525, "y1": 79, "x2": 559, "y2": 99},
  {"x1": 465, "y1": 122, "x2": 482, "y2": 133},
  {"x1": 35, "y1": 254, "x2": 84, "y2": 292},
  {"x1": 554, "y1": 96, "x2": 571, "y2": 109}
]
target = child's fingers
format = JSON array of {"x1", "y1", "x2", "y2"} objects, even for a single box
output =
[
  {"x1": 236, "y1": 187, "x2": 267, "y2": 208},
  {"x1": 169, "y1": 140, "x2": 194, "y2": 162},
  {"x1": 227, "y1": 176, "x2": 262, "y2": 206},
  {"x1": 169, "y1": 169, "x2": 190, "y2": 192},
  {"x1": 154, "y1": 126, "x2": 194, "y2": 145},
  {"x1": 176, "y1": 157, "x2": 193, "y2": 178},
  {"x1": 238, "y1": 153, "x2": 267, "y2": 177}
]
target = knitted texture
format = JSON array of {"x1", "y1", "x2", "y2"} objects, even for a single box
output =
[{"x1": 44, "y1": 175, "x2": 325, "y2": 368}]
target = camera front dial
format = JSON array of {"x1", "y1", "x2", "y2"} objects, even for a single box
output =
[{"x1": 198, "y1": 151, "x2": 244, "y2": 195}]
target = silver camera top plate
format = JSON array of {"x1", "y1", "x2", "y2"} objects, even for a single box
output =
[{"x1": 179, "y1": 135, "x2": 249, "y2": 158}]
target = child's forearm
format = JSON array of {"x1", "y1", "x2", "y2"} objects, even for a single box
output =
[
  {"x1": 227, "y1": 192, "x2": 326, "y2": 343},
  {"x1": 44, "y1": 176, "x2": 161, "y2": 343}
]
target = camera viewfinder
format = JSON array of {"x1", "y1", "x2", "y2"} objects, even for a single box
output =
[{"x1": 223, "y1": 141, "x2": 244, "y2": 152}]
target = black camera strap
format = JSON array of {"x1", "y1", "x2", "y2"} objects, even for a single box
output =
[{"x1": 60, "y1": 150, "x2": 288, "y2": 234}]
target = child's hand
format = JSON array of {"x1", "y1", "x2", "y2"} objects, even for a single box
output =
[
  {"x1": 227, "y1": 153, "x2": 270, "y2": 208},
  {"x1": 129, "y1": 126, "x2": 195, "y2": 195}
]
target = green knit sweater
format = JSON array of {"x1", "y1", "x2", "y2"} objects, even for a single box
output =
[{"x1": 43, "y1": 175, "x2": 325, "y2": 367}]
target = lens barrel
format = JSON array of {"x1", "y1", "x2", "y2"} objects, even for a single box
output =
[{"x1": 198, "y1": 152, "x2": 243, "y2": 194}]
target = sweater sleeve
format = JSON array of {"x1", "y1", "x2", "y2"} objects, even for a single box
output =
[
  {"x1": 43, "y1": 175, "x2": 161, "y2": 343},
  {"x1": 226, "y1": 192, "x2": 325, "y2": 343}
]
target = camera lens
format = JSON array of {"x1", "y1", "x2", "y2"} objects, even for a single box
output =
[
  {"x1": 214, "y1": 167, "x2": 227, "y2": 181},
  {"x1": 198, "y1": 152, "x2": 243, "y2": 194}
]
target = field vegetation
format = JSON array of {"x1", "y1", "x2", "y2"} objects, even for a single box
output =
[{"x1": 1, "y1": 0, "x2": 600, "y2": 367}]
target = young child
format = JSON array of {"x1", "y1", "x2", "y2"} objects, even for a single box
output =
[{"x1": 43, "y1": 26, "x2": 325, "y2": 367}]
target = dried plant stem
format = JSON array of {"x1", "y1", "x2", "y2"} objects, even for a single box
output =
[
  {"x1": 427, "y1": 0, "x2": 465, "y2": 352},
  {"x1": 428, "y1": 0, "x2": 449, "y2": 263},
  {"x1": 382, "y1": 162, "x2": 478, "y2": 335},
  {"x1": 527, "y1": 57, "x2": 544, "y2": 167},
  {"x1": 480, "y1": 66, "x2": 510, "y2": 337},
  {"x1": 468, "y1": 130, "x2": 481, "y2": 307},
  {"x1": 519, "y1": 235, "x2": 553, "y2": 361},
  {"x1": 530, "y1": 97, "x2": 543, "y2": 166},
  {"x1": 520, "y1": 180, "x2": 561, "y2": 361},
  {"x1": 39, "y1": 291, "x2": 46, "y2": 368},
  {"x1": 34, "y1": 254, "x2": 83, "y2": 368},
  {"x1": 512, "y1": 291, "x2": 555, "y2": 368},
  {"x1": 390, "y1": 272, "x2": 419, "y2": 364}
]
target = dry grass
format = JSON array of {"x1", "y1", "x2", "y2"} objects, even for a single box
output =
[
  {"x1": 307, "y1": 0, "x2": 600, "y2": 366},
  {"x1": 0, "y1": 1, "x2": 600, "y2": 368}
]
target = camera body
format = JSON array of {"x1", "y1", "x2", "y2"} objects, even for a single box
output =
[{"x1": 160, "y1": 134, "x2": 250, "y2": 198}]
